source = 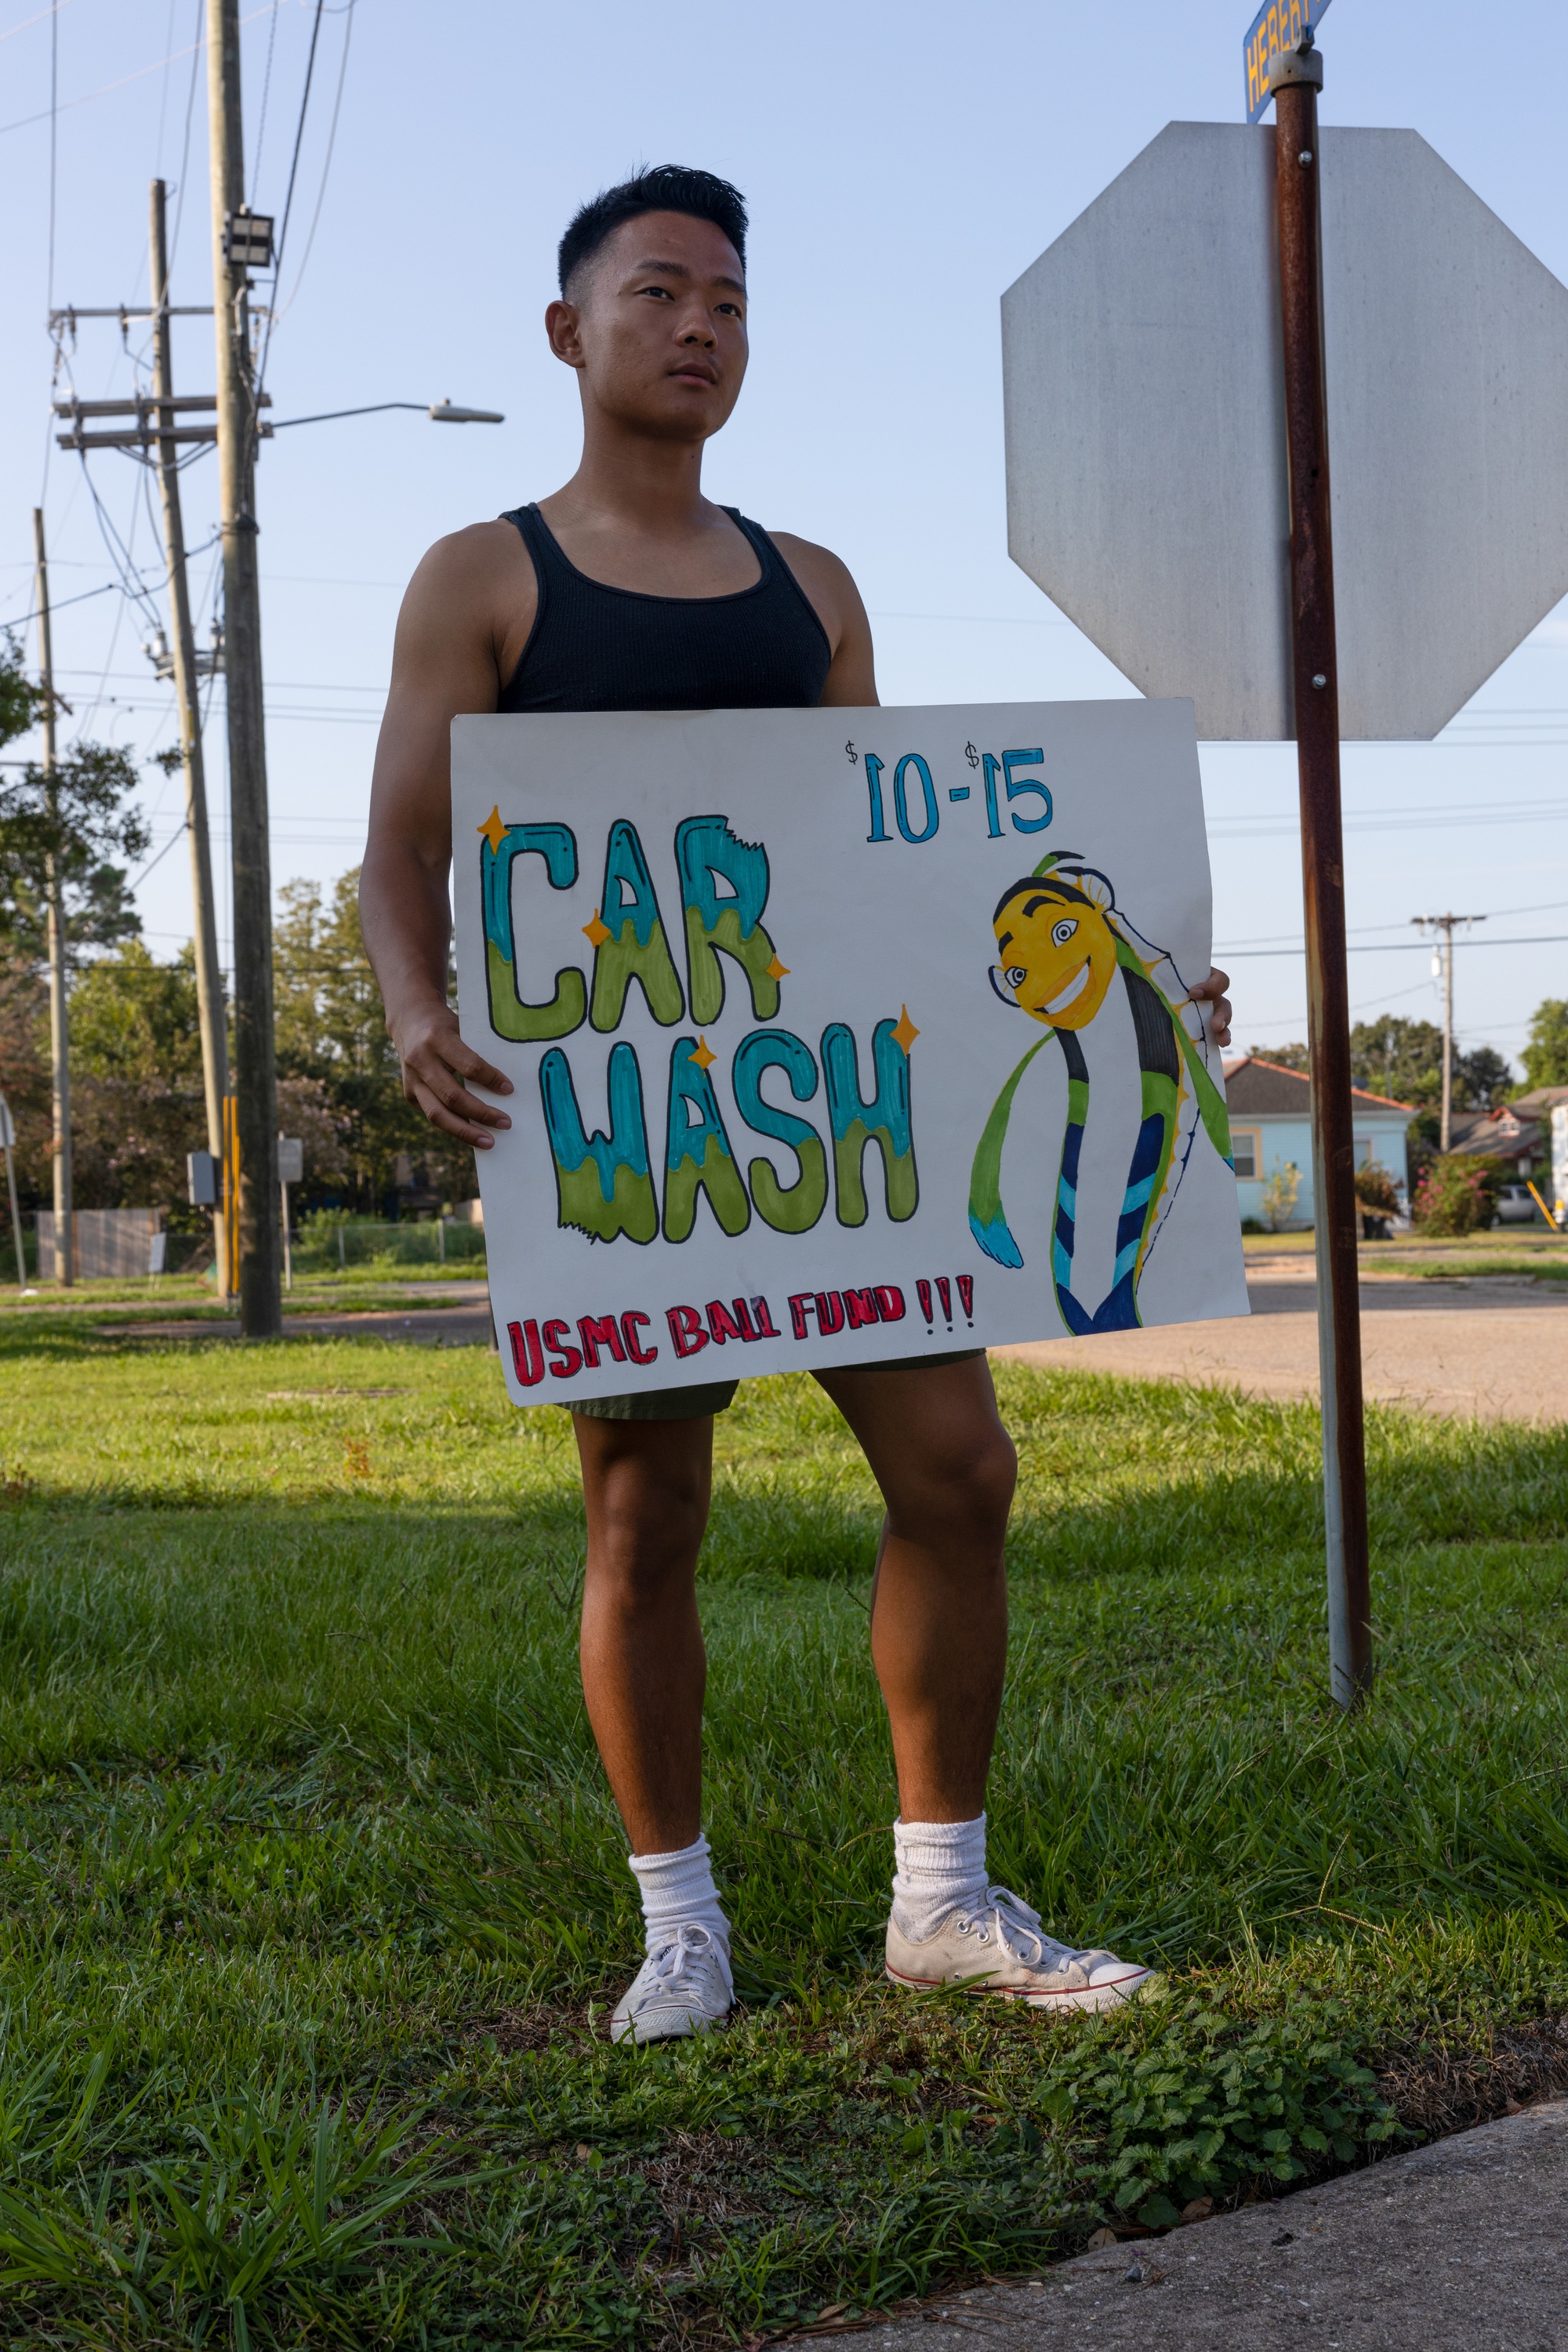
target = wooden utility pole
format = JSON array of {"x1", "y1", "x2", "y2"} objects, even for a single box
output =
[
  {"x1": 1270, "y1": 39, "x2": 1371, "y2": 1710},
  {"x1": 150, "y1": 176, "x2": 231, "y2": 1302},
  {"x1": 207, "y1": 0, "x2": 281, "y2": 1336},
  {"x1": 1413, "y1": 913, "x2": 1485, "y2": 1152},
  {"x1": 31, "y1": 508, "x2": 73, "y2": 1287}
]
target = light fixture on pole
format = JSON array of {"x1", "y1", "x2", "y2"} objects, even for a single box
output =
[{"x1": 270, "y1": 398, "x2": 506, "y2": 431}]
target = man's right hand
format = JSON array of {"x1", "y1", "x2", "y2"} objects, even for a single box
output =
[{"x1": 394, "y1": 1000, "x2": 514, "y2": 1147}]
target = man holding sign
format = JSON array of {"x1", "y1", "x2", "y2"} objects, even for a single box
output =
[{"x1": 362, "y1": 166, "x2": 1231, "y2": 2042}]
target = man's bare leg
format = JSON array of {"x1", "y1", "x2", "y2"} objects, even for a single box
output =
[
  {"x1": 573, "y1": 1412, "x2": 714, "y2": 1855},
  {"x1": 819, "y1": 1357, "x2": 1150, "y2": 2008},
  {"x1": 814, "y1": 1357, "x2": 1018, "y2": 1821}
]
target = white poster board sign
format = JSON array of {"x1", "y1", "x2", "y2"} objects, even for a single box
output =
[{"x1": 452, "y1": 700, "x2": 1248, "y2": 1406}]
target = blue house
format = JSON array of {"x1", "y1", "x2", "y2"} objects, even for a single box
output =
[{"x1": 1223, "y1": 1056, "x2": 1413, "y2": 1229}]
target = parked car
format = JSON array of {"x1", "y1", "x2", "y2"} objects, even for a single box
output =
[{"x1": 1494, "y1": 1182, "x2": 1538, "y2": 1225}]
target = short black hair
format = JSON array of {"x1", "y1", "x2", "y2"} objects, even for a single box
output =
[{"x1": 557, "y1": 165, "x2": 748, "y2": 296}]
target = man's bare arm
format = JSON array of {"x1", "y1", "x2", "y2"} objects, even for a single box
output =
[
  {"x1": 768, "y1": 532, "x2": 879, "y2": 706},
  {"x1": 360, "y1": 523, "x2": 532, "y2": 1147}
]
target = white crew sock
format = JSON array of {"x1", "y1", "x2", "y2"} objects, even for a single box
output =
[
  {"x1": 628, "y1": 1832, "x2": 731, "y2": 1962},
  {"x1": 891, "y1": 1814, "x2": 989, "y2": 1940}
]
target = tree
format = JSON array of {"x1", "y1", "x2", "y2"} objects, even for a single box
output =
[
  {"x1": 273, "y1": 867, "x2": 470, "y2": 1210},
  {"x1": 1246, "y1": 1040, "x2": 1310, "y2": 1072},
  {"x1": 1339, "y1": 1016, "x2": 1510, "y2": 1111},
  {"x1": 1456, "y1": 1044, "x2": 1514, "y2": 1112},
  {"x1": 71, "y1": 940, "x2": 204, "y2": 1086},
  {"x1": 0, "y1": 745, "x2": 148, "y2": 967},
  {"x1": 1520, "y1": 999, "x2": 1568, "y2": 1091},
  {"x1": 1347, "y1": 1016, "x2": 1443, "y2": 1105},
  {"x1": 0, "y1": 633, "x2": 46, "y2": 752},
  {"x1": 0, "y1": 942, "x2": 351, "y2": 1215}
]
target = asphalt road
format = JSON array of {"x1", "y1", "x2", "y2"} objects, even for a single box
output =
[{"x1": 89, "y1": 1267, "x2": 1568, "y2": 1422}]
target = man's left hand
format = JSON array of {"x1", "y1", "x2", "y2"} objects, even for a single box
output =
[{"x1": 1187, "y1": 966, "x2": 1232, "y2": 1049}]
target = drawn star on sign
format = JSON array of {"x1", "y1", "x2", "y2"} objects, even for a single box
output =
[
  {"x1": 891, "y1": 1006, "x2": 920, "y2": 1056},
  {"x1": 688, "y1": 1037, "x2": 718, "y2": 1071},
  {"x1": 582, "y1": 909, "x2": 612, "y2": 948},
  {"x1": 765, "y1": 953, "x2": 790, "y2": 981},
  {"x1": 477, "y1": 806, "x2": 508, "y2": 855}
]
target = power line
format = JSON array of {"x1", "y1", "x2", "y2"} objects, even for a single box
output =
[
  {"x1": 0, "y1": 2, "x2": 76, "y2": 45},
  {"x1": 1218, "y1": 898, "x2": 1568, "y2": 953},
  {"x1": 0, "y1": 4, "x2": 272, "y2": 138},
  {"x1": 44, "y1": 0, "x2": 56, "y2": 304},
  {"x1": 153, "y1": 0, "x2": 177, "y2": 166},
  {"x1": 273, "y1": 0, "x2": 354, "y2": 318},
  {"x1": 249, "y1": 0, "x2": 279, "y2": 203},
  {"x1": 168, "y1": 0, "x2": 205, "y2": 274},
  {"x1": 1219, "y1": 934, "x2": 1568, "y2": 959},
  {"x1": 268, "y1": 0, "x2": 325, "y2": 302}
]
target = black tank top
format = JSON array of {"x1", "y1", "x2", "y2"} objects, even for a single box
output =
[{"x1": 495, "y1": 502, "x2": 832, "y2": 713}]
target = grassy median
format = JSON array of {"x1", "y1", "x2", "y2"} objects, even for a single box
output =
[{"x1": 0, "y1": 1318, "x2": 1564, "y2": 2346}]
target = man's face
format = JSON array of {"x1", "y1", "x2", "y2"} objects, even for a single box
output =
[
  {"x1": 548, "y1": 211, "x2": 749, "y2": 442},
  {"x1": 993, "y1": 891, "x2": 1120, "y2": 1031}
]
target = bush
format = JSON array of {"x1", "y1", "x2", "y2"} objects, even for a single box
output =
[
  {"x1": 1261, "y1": 1162, "x2": 1301, "y2": 1232},
  {"x1": 1352, "y1": 1165, "x2": 1400, "y2": 1217},
  {"x1": 292, "y1": 1213, "x2": 486, "y2": 1272},
  {"x1": 1410, "y1": 1153, "x2": 1504, "y2": 1236}
]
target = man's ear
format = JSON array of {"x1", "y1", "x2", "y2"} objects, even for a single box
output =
[{"x1": 546, "y1": 298, "x2": 586, "y2": 369}]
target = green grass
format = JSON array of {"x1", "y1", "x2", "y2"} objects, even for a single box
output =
[{"x1": 0, "y1": 1323, "x2": 1565, "y2": 2346}]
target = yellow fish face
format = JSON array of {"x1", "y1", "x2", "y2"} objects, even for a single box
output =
[{"x1": 993, "y1": 889, "x2": 1119, "y2": 1030}]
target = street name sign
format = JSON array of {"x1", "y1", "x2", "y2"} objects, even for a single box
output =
[
  {"x1": 1244, "y1": 1, "x2": 1331, "y2": 123},
  {"x1": 1002, "y1": 122, "x2": 1568, "y2": 741}
]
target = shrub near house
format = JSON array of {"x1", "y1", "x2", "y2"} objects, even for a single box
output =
[{"x1": 1412, "y1": 1154, "x2": 1506, "y2": 1237}]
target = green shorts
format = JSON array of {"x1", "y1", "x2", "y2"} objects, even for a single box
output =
[{"x1": 568, "y1": 1349, "x2": 985, "y2": 1421}]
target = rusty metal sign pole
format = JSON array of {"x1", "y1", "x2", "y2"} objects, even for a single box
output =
[{"x1": 1271, "y1": 40, "x2": 1372, "y2": 1709}]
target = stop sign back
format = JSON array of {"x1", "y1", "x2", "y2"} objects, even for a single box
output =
[{"x1": 1002, "y1": 123, "x2": 1568, "y2": 741}]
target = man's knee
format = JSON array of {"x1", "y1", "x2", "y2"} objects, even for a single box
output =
[
  {"x1": 888, "y1": 1423, "x2": 1017, "y2": 1547},
  {"x1": 580, "y1": 1437, "x2": 710, "y2": 1599}
]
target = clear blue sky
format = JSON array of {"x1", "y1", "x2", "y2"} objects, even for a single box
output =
[{"x1": 2, "y1": 0, "x2": 1564, "y2": 1074}]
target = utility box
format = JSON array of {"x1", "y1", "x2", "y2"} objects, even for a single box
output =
[
  {"x1": 277, "y1": 1136, "x2": 303, "y2": 1186},
  {"x1": 187, "y1": 1149, "x2": 220, "y2": 1207}
]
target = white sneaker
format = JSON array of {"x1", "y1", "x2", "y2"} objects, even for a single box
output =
[
  {"x1": 609, "y1": 1923, "x2": 734, "y2": 2045},
  {"x1": 885, "y1": 1884, "x2": 1152, "y2": 2013}
]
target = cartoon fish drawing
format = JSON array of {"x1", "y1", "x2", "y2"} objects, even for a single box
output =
[{"x1": 967, "y1": 851, "x2": 1232, "y2": 1334}]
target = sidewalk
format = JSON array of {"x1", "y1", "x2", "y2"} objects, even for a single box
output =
[{"x1": 793, "y1": 2096, "x2": 1568, "y2": 2350}]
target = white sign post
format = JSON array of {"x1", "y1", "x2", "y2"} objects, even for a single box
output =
[
  {"x1": 278, "y1": 1135, "x2": 303, "y2": 1294},
  {"x1": 452, "y1": 701, "x2": 1247, "y2": 1405},
  {"x1": 0, "y1": 1091, "x2": 24, "y2": 1295}
]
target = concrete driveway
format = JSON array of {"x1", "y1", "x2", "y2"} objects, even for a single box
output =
[{"x1": 995, "y1": 1266, "x2": 1568, "y2": 1423}]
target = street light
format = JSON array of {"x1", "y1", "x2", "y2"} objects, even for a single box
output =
[{"x1": 270, "y1": 398, "x2": 505, "y2": 430}]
